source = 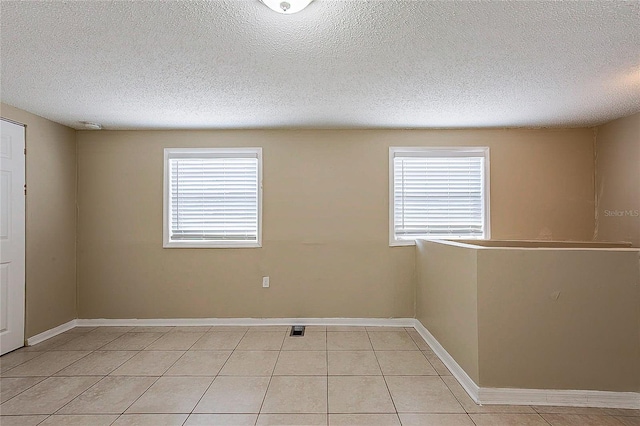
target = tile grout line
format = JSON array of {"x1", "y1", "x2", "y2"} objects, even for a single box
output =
[
  {"x1": 530, "y1": 405, "x2": 554, "y2": 426},
  {"x1": 113, "y1": 336, "x2": 198, "y2": 423},
  {"x1": 1, "y1": 347, "x2": 49, "y2": 375},
  {"x1": 440, "y1": 377, "x2": 476, "y2": 419},
  {"x1": 69, "y1": 328, "x2": 174, "y2": 424},
  {"x1": 55, "y1": 351, "x2": 139, "y2": 378},
  {"x1": 35, "y1": 415, "x2": 51, "y2": 426},
  {"x1": 0, "y1": 375, "x2": 48, "y2": 406},
  {"x1": 417, "y1": 331, "x2": 474, "y2": 426},
  {"x1": 365, "y1": 328, "x2": 401, "y2": 423},
  {"x1": 136, "y1": 327, "x2": 215, "y2": 426},
  {"x1": 102, "y1": 328, "x2": 167, "y2": 351},
  {"x1": 18, "y1": 338, "x2": 100, "y2": 375},
  {"x1": 109, "y1": 375, "x2": 163, "y2": 423},
  {"x1": 418, "y1": 347, "x2": 443, "y2": 376},
  {"x1": 52, "y1": 374, "x2": 112, "y2": 416},
  {"x1": 1, "y1": 345, "x2": 88, "y2": 408},
  {"x1": 2, "y1": 332, "x2": 115, "y2": 418},
  {"x1": 50, "y1": 328, "x2": 158, "y2": 416},
  {"x1": 254, "y1": 328, "x2": 288, "y2": 424},
  {"x1": 415, "y1": 334, "x2": 475, "y2": 423},
  {"x1": 4, "y1": 326, "x2": 639, "y2": 424},
  {"x1": 326, "y1": 329, "x2": 329, "y2": 426},
  {"x1": 62, "y1": 328, "x2": 126, "y2": 352},
  {"x1": 184, "y1": 327, "x2": 250, "y2": 424}
]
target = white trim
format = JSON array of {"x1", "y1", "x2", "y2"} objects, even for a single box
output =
[
  {"x1": 388, "y1": 147, "x2": 397, "y2": 246},
  {"x1": 0, "y1": 117, "x2": 26, "y2": 127},
  {"x1": 388, "y1": 146, "x2": 491, "y2": 246},
  {"x1": 413, "y1": 319, "x2": 640, "y2": 410},
  {"x1": 75, "y1": 317, "x2": 417, "y2": 328},
  {"x1": 26, "y1": 319, "x2": 77, "y2": 346},
  {"x1": 479, "y1": 388, "x2": 640, "y2": 409},
  {"x1": 412, "y1": 319, "x2": 481, "y2": 403},
  {"x1": 163, "y1": 147, "x2": 263, "y2": 249},
  {"x1": 390, "y1": 147, "x2": 490, "y2": 157},
  {"x1": 23, "y1": 316, "x2": 640, "y2": 409},
  {"x1": 483, "y1": 147, "x2": 491, "y2": 239},
  {"x1": 419, "y1": 239, "x2": 639, "y2": 252}
]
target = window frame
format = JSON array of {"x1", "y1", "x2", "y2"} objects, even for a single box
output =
[
  {"x1": 163, "y1": 147, "x2": 263, "y2": 249},
  {"x1": 389, "y1": 146, "x2": 491, "y2": 247}
]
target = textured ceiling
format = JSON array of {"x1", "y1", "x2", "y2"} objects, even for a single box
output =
[{"x1": 1, "y1": 0, "x2": 639, "y2": 130}]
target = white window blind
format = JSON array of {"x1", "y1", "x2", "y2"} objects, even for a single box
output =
[
  {"x1": 390, "y1": 148, "x2": 489, "y2": 244},
  {"x1": 164, "y1": 148, "x2": 262, "y2": 248}
]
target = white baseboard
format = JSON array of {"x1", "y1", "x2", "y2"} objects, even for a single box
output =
[
  {"x1": 26, "y1": 319, "x2": 77, "y2": 346},
  {"x1": 413, "y1": 319, "x2": 640, "y2": 410},
  {"x1": 479, "y1": 387, "x2": 640, "y2": 409},
  {"x1": 25, "y1": 316, "x2": 640, "y2": 409},
  {"x1": 74, "y1": 317, "x2": 416, "y2": 328},
  {"x1": 412, "y1": 319, "x2": 481, "y2": 403}
]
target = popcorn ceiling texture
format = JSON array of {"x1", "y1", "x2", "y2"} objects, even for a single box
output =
[{"x1": 1, "y1": 0, "x2": 639, "y2": 130}]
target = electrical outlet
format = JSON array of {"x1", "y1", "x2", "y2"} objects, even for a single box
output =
[{"x1": 262, "y1": 276, "x2": 270, "y2": 288}]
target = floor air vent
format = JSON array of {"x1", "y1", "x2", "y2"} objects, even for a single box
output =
[{"x1": 290, "y1": 325, "x2": 305, "y2": 336}]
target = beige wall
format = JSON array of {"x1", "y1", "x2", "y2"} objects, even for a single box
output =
[
  {"x1": 0, "y1": 103, "x2": 77, "y2": 339},
  {"x1": 477, "y1": 248, "x2": 640, "y2": 392},
  {"x1": 416, "y1": 240, "x2": 479, "y2": 382},
  {"x1": 76, "y1": 128, "x2": 595, "y2": 319},
  {"x1": 595, "y1": 112, "x2": 640, "y2": 247},
  {"x1": 488, "y1": 129, "x2": 595, "y2": 241},
  {"x1": 417, "y1": 240, "x2": 640, "y2": 392}
]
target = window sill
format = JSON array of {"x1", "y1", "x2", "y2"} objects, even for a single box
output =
[
  {"x1": 163, "y1": 241, "x2": 262, "y2": 249},
  {"x1": 390, "y1": 240, "x2": 417, "y2": 247},
  {"x1": 390, "y1": 237, "x2": 488, "y2": 247}
]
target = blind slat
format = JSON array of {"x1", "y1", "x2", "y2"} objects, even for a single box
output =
[
  {"x1": 169, "y1": 155, "x2": 259, "y2": 242},
  {"x1": 393, "y1": 153, "x2": 486, "y2": 240}
]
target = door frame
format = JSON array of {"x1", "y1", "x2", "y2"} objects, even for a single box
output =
[{"x1": 0, "y1": 117, "x2": 27, "y2": 353}]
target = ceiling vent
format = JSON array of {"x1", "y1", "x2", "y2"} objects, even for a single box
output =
[{"x1": 79, "y1": 121, "x2": 102, "y2": 130}]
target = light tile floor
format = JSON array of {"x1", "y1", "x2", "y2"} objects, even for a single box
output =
[{"x1": 1, "y1": 326, "x2": 638, "y2": 425}]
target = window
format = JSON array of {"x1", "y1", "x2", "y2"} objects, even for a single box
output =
[
  {"x1": 389, "y1": 147, "x2": 490, "y2": 246},
  {"x1": 163, "y1": 148, "x2": 262, "y2": 248}
]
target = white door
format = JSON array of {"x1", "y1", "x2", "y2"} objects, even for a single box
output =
[{"x1": 0, "y1": 120, "x2": 26, "y2": 355}]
